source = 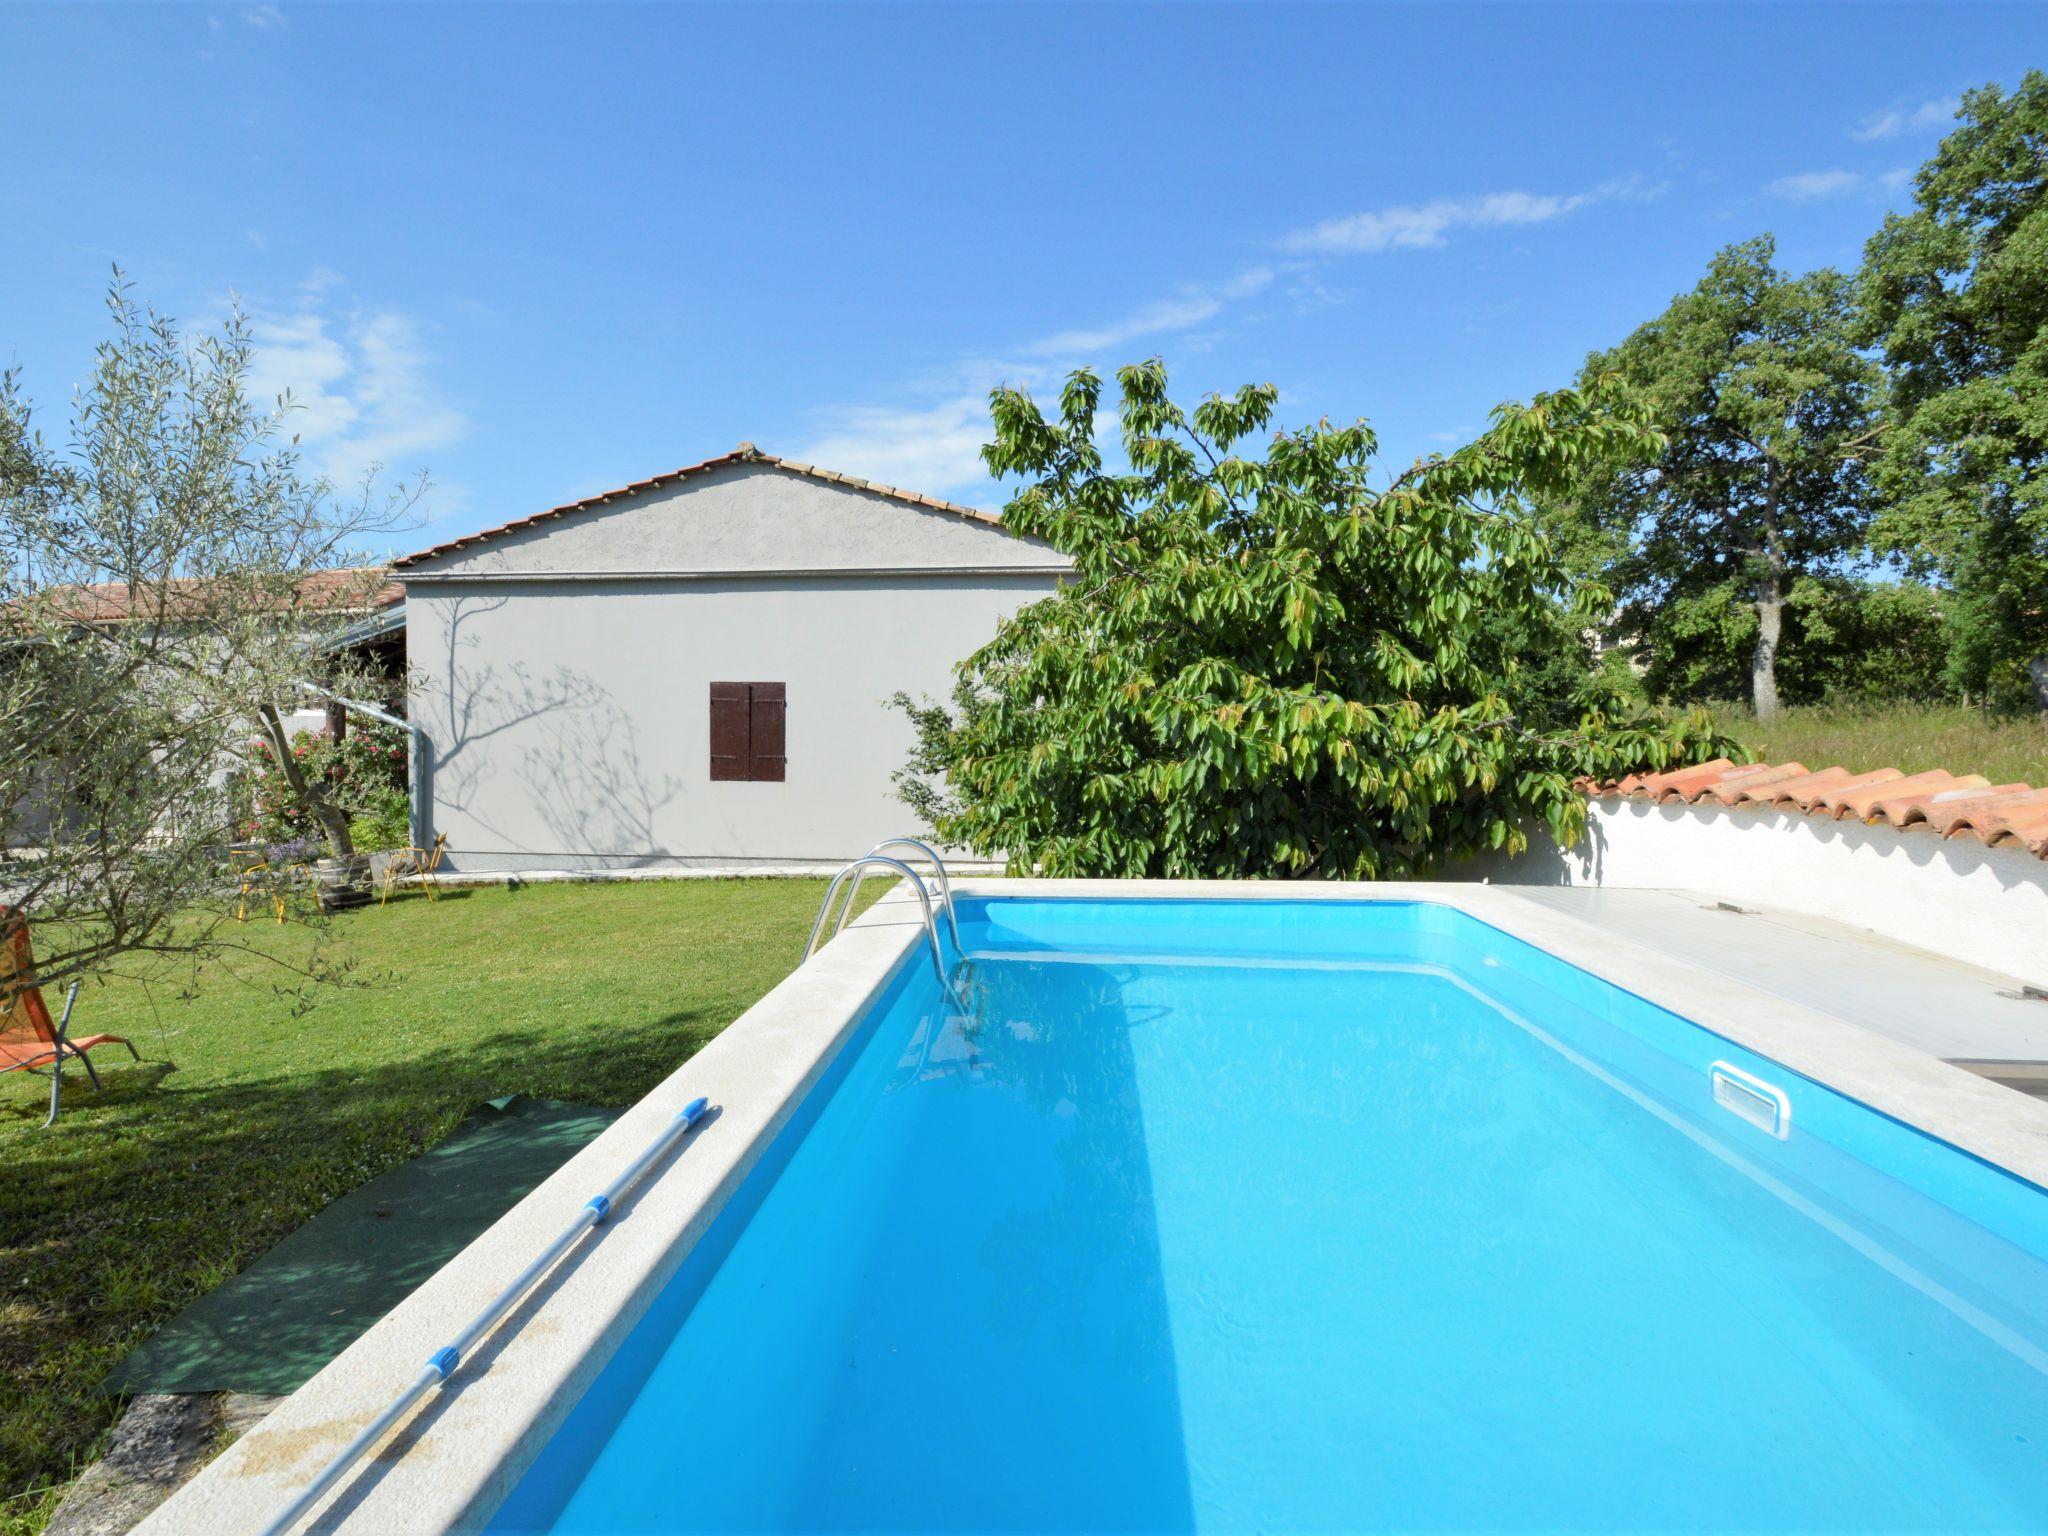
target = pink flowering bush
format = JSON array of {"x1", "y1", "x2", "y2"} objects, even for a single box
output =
[{"x1": 245, "y1": 718, "x2": 409, "y2": 847}]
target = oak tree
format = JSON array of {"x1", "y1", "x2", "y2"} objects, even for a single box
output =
[
  {"x1": 1860, "y1": 73, "x2": 2048, "y2": 712},
  {"x1": 1548, "y1": 238, "x2": 1882, "y2": 718}
]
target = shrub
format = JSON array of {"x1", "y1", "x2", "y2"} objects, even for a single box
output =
[
  {"x1": 245, "y1": 719, "x2": 409, "y2": 845},
  {"x1": 1641, "y1": 577, "x2": 1952, "y2": 706},
  {"x1": 896, "y1": 362, "x2": 1740, "y2": 879},
  {"x1": 348, "y1": 788, "x2": 412, "y2": 852}
]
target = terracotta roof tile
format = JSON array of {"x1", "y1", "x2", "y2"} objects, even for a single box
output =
[
  {"x1": 1696, "y1": 761, "x2": 1812, "y2": 804},
  {"x1": 1961, "y1": 797, "x2": 2048, "y2": 857},
  {"x1": 1735, "y1": 766, "x2": 1884, "y2": 806},
  {"x1": 391, "y1": 447, "x2": 1008, "y2": 571},
  {"x1": 17, "y1": 567, "x2": 400, "y2": 624},
  {"x1": 1897, "y1": 784, "x2": 2038, "y2": 835},
  {"x1": 1832, "y1": 771, "x2": 1987, "y2": 822},
  {"x1": 1582, "y1": 758, "x2": 2048, "y2": 864}
]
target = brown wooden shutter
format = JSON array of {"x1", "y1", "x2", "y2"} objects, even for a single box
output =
[
  {"x1": 709, "y1": 683, "x2": 750, "y2": 780},
  {"x1": 747, "y1": 682, "x2": 786, "y2": 782}
]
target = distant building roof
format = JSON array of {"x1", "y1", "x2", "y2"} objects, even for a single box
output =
[
  {"x1": 19, "y1": 567, "x2": 401, "y2": 624},
  {"x1": 392, "y1": 445, "x2": 1006, "y2": 571},
  {"x1": 1582, "y1": 759, "x2": 2048, "y2": 861}
]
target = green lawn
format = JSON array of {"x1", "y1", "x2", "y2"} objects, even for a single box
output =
[
  {"x1": 1708, "y1": 701, "x2": 2048, "y2": 788},
  {"x1": 0, "y1": 878, "x2": 867, "y2": 1535}
]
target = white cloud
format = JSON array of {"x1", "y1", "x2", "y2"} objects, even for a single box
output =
[
  {"x1": 792, "y1": 267, "x2": 1290, "y2": 497},
  {"x1": 1851, "y1": 96, "x2": 1959, "y2": 141},
  {"x1": 244, "y1": 276, "x2": 467, "y2": 493},
  {"x1": 793, "y1": 393, "x2": 999, "y2": 502},
  {"x1": 1275, "y1": 180, "x2": 1645, "y2": 256},
  {"x1": 1023, "y1": 267, "x2": 1274, "y2": 358},
  {"x1": 1764, "y1": 169, "x2": 1867, "y2": 201},
  {"x1": 801, "y1": 173, "x2": 1663, "y2": 498},
  {"x1": 241, "y1": 5, "x2": 285, "y2": 27}
]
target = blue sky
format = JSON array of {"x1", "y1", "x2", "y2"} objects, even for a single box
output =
[{"x1": 1, "y1": 3, "x2": 2037, "y2": 559}]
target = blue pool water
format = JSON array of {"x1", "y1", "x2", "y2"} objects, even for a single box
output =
[{"x1": 491, "y1": 899, "x2": 2048, "y2": 1533}]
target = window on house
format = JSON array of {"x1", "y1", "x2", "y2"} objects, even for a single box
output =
[{"x1": 709, "y1": 682, "x2": 786, "y2": 782}]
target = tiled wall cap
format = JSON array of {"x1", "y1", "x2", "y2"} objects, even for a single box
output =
[{"x1": 1584, "y1": 759, "x2": 2048, "y2": 861}]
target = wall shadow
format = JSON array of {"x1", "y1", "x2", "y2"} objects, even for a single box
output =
[{"x1": 421, "y1": 595, "x2": 681, "y2": 868}]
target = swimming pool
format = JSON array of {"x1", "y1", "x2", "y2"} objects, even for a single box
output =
[{"x1": 480, "y1": 896, "x2": 2048, "y2": 1534}]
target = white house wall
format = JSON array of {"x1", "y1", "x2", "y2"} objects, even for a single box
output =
[
  {"x1": 406, "y1": 573, "x2": 1053, "y2": 871},
  {"x1": 400, "y1": 465, "x2": 1067, "y2": 871}
]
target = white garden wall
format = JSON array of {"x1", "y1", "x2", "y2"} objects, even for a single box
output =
[{"x1": 1462, "y1": 799, "x2": 2048, "y2": 989}]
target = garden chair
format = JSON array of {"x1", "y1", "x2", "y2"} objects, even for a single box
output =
[
  {"x1": 234, "y1": 847, "x2": 286, "y2": 924},
  {"x1": 234, "y1": 846, "x2": 313, "y2": 923},
  {"x1": 0, "y1": 906, "x2": 139, "y2": 1127},
  {"x1": 380, "y1": 831, "x2": 449, "y2": 906}
]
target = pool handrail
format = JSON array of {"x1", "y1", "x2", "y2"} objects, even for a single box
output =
[
  {"x1": 835, "y1": 837, "x2": 960, "y2": 953},
  {"x1": 256, "y1": 1096, "x2": 713, "y2": 1536},
  {"x1": 802, "y1": 855, "x2": 962, "y2": 1007}
]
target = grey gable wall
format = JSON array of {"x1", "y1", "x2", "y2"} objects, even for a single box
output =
[
  {"x1": 400, "y1": 461, "x2": 1072, "y2": 578},
  {"x1": 399, "y1": 463, "x2": 1068, "y2": 872}
]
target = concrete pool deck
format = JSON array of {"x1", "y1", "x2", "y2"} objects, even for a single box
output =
[
  {"x1": 1508, "y1": 885, "x2": 2048, "y2": 1067},
  {"x1": 136, "y1": 879, "x2": 2048, "y2": 1536}
]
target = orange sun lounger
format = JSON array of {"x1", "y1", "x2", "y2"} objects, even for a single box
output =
[{"x1": 1, "y1": 906, "x2": 139, "y2": 1126}]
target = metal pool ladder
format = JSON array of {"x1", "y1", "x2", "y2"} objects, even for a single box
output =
[
  {"x1": 838, "y1": 837, "x2": 959, "y2": 951},
  {"x1": 803, "y1": 841, "x2": 963, "y2": 1006}
]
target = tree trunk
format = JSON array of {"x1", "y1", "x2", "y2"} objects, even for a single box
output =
[
  {"x1": 1751, "y1": 471, "x2": 1787, "y2": 720},
  {"x1": 255, "y1": 701, "x2": 356, "y2": 859},
  {"x1": 2029, "y1": 656, "x2": 2048, "y2": 723},
  {"x1": 1752, "y1": 590, "x2": 1784, "y2": 719}
]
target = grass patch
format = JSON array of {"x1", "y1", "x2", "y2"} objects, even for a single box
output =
[
  {"x1": 0, "y1": 877, "x2": 876, "y2": 1534},
  {"x1": 1708, "y1": 701, "x2": 2048, "y2": 787}
]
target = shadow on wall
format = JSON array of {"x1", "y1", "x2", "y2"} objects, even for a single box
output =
[
  {"x1": 425, "y1": 594, "x2": 682, "y2": 868},
  {"x1": 1445, "y1": 815, "x2": 1606, "y2": 887},
  {"x1": 517, "y1": 704, "x2": 682, "y2": 870},
  {"x1": 1446, "y1": 798, "x2": 2048, "y2": 984},
  {"x1": 1593, "y1": 800, "x2": 2048, "y2": 897},
  {"x1": 1449, "y1": 799, "x2": 2048, "y2": 900}
]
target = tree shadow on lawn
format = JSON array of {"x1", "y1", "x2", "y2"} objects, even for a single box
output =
[{"x1": 0, "y1": 1002, "x2": 727, "y2": 1514}]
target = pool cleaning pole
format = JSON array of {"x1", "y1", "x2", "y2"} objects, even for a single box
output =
[{"x1": 257, "y1": 1096, "x2": 712, "y2": 1536}]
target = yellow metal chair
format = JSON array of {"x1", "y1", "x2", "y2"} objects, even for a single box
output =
[
  {"x1": 234, "y1": 849, "x2": 286, "y2": 924},
  {"x1": 380, "y1": 832, "x2": 449, "y2": 906}
]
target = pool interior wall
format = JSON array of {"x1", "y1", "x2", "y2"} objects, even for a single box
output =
[{"x1": 489, "y1": 897, "x2": 2048, "y2": 1534}]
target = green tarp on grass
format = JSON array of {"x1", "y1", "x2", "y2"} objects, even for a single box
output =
[{"x1": 105, "y1": 1095, "x2": 620, "y2": 1396}]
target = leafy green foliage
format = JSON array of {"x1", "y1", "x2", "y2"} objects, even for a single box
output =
[
  {"x1": 899, "y1": 362, "x2": 1739, "y2": 879},
  {"x1": 1641, "y1": 576, "x2": 1950, "y2": 706},
  {"x1": 1537, "y1": 237, "x2": 1883, "y2": 718},
  {"x1": 1859, "y1": 73, "x2": 2048, "y2": 710},
  {"x1": 349, "y1": 789, "x2": 413, "y2": 853},
  {"x1": 244, "y1": 720, "x2": 410, "y2": 845}
]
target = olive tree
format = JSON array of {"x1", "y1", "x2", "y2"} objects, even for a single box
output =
[
  {"x1": 0, "y1": 274, "x2": 419, "y2": 992},
  {"x1": 895, "y1": 361, "x2": 1735, "y2": 879}
]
